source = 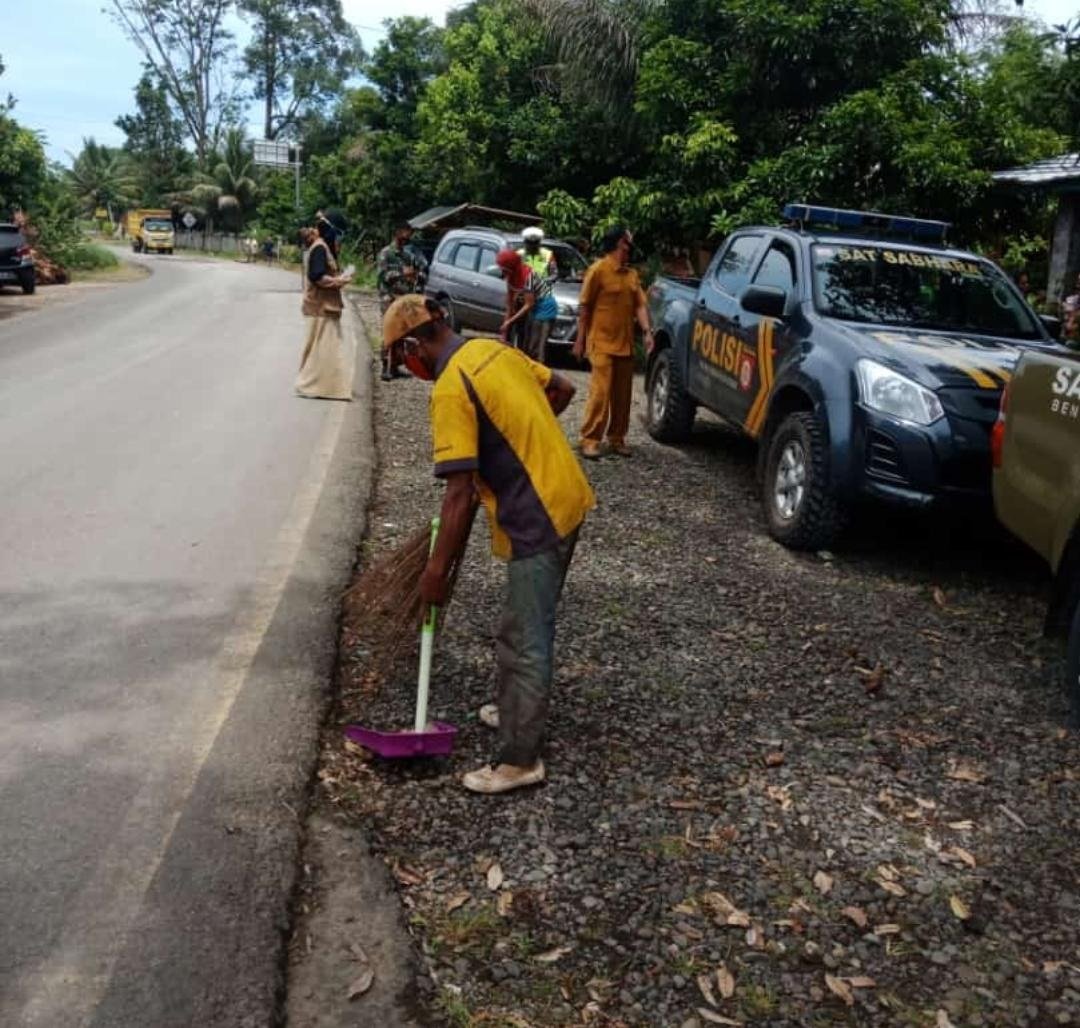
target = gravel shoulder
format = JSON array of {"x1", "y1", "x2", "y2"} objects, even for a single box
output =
[{"x1": 314, "y1": 291, "x2": 1080, "y2": 1028}]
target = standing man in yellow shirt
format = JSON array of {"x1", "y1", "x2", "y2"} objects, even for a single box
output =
[
  {"x1": 573, "y1": 226, "x2": 655, "y2": 458},
  {"x1": 382, "y1": 295, "x2": 595, "y2": 795}
]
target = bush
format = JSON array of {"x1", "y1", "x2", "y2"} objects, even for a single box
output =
[{"x1": 64, "y1": 243, "x2": 119, "y2": 271}]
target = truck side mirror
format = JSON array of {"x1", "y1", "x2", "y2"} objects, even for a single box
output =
[
  {"x1": 1039, "y1": 314, "x2": 1062, "y2": 340},
  {"x1": 741, "y1": 285, "x2": 789, "y2": 319}
]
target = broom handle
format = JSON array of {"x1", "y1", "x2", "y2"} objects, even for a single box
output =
[{"x1": 414, "y1": 516, "x2": 441, "y2": 732}]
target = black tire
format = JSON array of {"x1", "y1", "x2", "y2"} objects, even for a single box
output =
[
  {"x1": 761, "y1": 410, "x2": 845, "y2": 550},
  {"x1": 1065, "y1": 598, "x2": 1080, "y2": 729},
  {"x1": 646, "y1": 348, "x2": 696, "y2": 443},
  {"x1": 19, "y1": 270, "x2": 35, "y2": 295}
]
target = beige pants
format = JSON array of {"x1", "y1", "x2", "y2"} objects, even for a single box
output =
[
  {"x1": 580, "y1": 352, "x2": 634, "y2": 446},
  {"x1": 296, "y1": 315, "x2": 352, "y2": 401}
]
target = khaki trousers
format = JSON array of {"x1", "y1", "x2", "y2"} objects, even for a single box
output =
[{"x1": 580, "y1": 351, "x2": 634, "y2": 446}]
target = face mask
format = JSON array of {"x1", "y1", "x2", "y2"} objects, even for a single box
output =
[{"x1": 400, "y1": 339, "x2": 434, "y2": 381}]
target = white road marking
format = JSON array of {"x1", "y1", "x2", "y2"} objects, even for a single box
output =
[{"x1": 7, "y1": 317, "x2": 359, "y2": 1028}]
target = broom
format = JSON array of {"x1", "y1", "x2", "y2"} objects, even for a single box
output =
[{"x1": 343, "y1": 500, "x2": 479, "y2": 669}]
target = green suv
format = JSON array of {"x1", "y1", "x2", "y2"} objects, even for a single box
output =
[{"x1": 992, "y1": 349, "x2": 1080, "y2": 724}]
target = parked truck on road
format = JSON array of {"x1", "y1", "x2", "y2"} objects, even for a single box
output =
[
  {"x1": 993, "y1": 350, "x2": 1080, "y2": 724},
  {"x1": 126, "y1": 209, "x2": 174, "y2": 254},
  {"x1": 646, "y1": 203, "x2": 1060, "y2": 550}
]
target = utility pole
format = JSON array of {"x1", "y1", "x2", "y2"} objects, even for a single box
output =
[{"x1": 294, "y1": 144, "x2": 302, "y2": 210}]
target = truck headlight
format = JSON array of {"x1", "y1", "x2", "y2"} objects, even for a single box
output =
[{"x1": 855, "y1": 359, "x2": 944, "y2": 426}]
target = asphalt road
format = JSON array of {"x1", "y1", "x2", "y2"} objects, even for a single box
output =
[{"x1": 0, "y1": 254, "x2": 373, "y2": 1026}]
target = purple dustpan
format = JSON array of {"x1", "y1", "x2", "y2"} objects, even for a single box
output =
[{"x1": 345, "y1": 720, "x2": 458, "y2": 758}]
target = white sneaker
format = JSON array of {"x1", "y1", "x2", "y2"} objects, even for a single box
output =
[
  {"x1": 462, "y1": 761, "x2": 545, "y2": 794},
  {"x1": 479, "y1": 703, "x2": 500, "y2": 729}
]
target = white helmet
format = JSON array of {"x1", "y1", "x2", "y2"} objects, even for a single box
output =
[{"x1": 522, "y1": 226, "x2": 544, "y2": 242}]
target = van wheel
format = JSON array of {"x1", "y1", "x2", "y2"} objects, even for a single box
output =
[
  {"x1": 762, "y1": 411, "x2": 845, "y2": 550},
  {"x1": 1065, "y1": 599, "x2": 1080, "y2": 729},
  {"x1": 646, "y1": 349, "x2": 696, "y2": 443}
]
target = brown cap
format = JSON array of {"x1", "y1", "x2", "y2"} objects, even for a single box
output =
[{"x1": 382, "y1": 294, "x2": 437, "y2": 346}]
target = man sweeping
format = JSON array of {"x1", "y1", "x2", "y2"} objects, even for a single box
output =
[{"x1": 383, "y1": 294, "x2": 595, "y2": 794}]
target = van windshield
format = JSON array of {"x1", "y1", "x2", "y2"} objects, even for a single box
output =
[{"x1": 812, "y1": 244, "x2": 1042, "y2": 341}]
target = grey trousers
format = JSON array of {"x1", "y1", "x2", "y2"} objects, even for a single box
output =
[
  {"x1": 495, "y1": 528, "x2": 579, "y2": 766},
  {"x1": 522, "y1": 318, "x2": 553, "y2": 364}
]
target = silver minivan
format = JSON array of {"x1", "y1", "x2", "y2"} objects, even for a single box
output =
[{"x1": 424, "y1": 227, "x2": 588, "y2": 352}]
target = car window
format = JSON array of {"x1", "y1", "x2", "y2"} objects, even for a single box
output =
[
  {"x1": 435, "y1": 239, "x2": 457, "y2": 264},
  {"x1": 811, "y1": 244, "x2": 1043, "y2": 340},
  {"x1": 753, "y1": 243, "x2": 796, "y2": 293},
  {"x1": 453, "y1": 243, "x2": 480, "y2": 271},
  {"x1": 714, "y1": 235, "x2": 763, "y2": 296},
  {"x1": 479, "y1": 245, "x2": 499, "y2": 273}
]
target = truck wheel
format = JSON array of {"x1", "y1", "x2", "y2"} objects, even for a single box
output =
[
  {"x1": 1065, "y1": 599, "x2": 1080, "y2": 729},
  {"x1": 762, "y1": 411, "x2": 845, "y2": 550},
  {"x1": 647, "y1": 349, "x2": 696, "y2": 443}
]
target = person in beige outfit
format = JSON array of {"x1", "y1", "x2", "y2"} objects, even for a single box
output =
[{"x1": 296, "y1": 214, "x2": 354, "y2": 401}]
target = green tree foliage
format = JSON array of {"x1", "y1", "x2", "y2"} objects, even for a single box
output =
[
  {"x1": 239, "y1": 0, "x2": 364, "y2": 141},
  {"x1": 182, "y1": 128, "x2": 259, "y2": 233},
  {"x1": 0, "y1": 53, "x2": 47, "y2": 215},
  {"x1": 65, "y1": 139, "x2": 138, "y2": 220},
  {"x1": 116, "y1": 71, "x2": 192, "y2": 205}
]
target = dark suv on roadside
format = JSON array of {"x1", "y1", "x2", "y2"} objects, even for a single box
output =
[
  {"x1": 0, "y1": 223, "x2": 35, "y2": 294},
  {"x1": 425, "y1": 227, "x2": 587, "y2": 350}
]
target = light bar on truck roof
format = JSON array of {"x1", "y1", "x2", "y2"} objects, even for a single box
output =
[{"x1": 782, "y1": 203, "x2": 950, "y2": 244}]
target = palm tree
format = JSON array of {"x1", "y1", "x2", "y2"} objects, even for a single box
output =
[
  {"x1": 181, "y1": 128, "x2": 259, "y2": 242},
  {"x1": 523, "y1": 0, "x2": 654, "y2": 108},
  {"x1": 66, "y1": 138, "x2": 137, "y2": 222}
]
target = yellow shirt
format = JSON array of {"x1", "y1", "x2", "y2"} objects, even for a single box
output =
[
  {"x1": 430, "y1": 336, "x2": 596, "y2": 560},
  {"x1": 579, "y1": 253, "x2": 646, "y2": 357}
]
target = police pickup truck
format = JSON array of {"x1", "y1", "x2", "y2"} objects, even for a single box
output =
[
  {"x1": 646, "y1": 204, "x2": 1059, "y2": 549},
  {"x1": 993, "y1": 351, "x2": 1080, "y2": 724}
]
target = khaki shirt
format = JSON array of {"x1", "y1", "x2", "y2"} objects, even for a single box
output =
[{"x1": 579, "y1": 253, "x2": 646, "y2": 357}]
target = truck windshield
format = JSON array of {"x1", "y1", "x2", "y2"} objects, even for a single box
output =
[
  {"x1": 145, "y1": 221, "x2": 172, "y2": 232},
  {"x1": 812, "y1": 244, "x2": 1042, "y2": 340}
]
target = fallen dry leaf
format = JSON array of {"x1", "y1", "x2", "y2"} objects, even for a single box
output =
[
  {"x1": 937, "y1": 1011, "x2": 957, "y2": 1028},
  {"x1": 445, "y1": 891, "x2": 471, "y2": 913},
  {"x1": 949, "y1": 895, "x2": 971, "y2": 921},
  {"x1": 347, "y1": 967, "x2": 374, "y2": 999},
  {"x1": 497, "y1": 891, "x2": 514, "y2": 917},
  {"x1": 932, "y1": 586, "x2": 948, "y2": 608},
  {"x1": 947, "y1": 820, "x2": 975, "y2": 831},
  {"x1": 763, "y1": 750, "x2": 785, "y2": 768},
  {"x1": 486, "y1": 863, "x2": 504, "y2": 891},
  {"x1": 945, "y1": 846, "x2": 977, "y2": 869},
  {"x1": 813, "y1": 870, "x2": 834, "y2": 896},
  {"x1": 717, "y1": 964, "x2": 736, "y2": 999},
  {"x1": 876, "y1": 863, "x2": 900, "y2": 881},
  {"x1": 391, "y1": 863, "x2": 426, "y2": 887},
  {"x1": 877, "y1": 878, "x2": 907, "y2": 898},
  {"x1": 845, "y1": 976, "x2": 877, "y2": 988},
  {"x1": 697, "y1": 973, "x2": 717, "y2": 1007},
  {"x1": 697, "y1": 1009, "x2": 743, "y2": 1026},
  {"x1": 860, "y1": 663, "x2": 886, "y2": 695},
  {"x1": 673, "y1": 899, "x2": 699, "y2": 916},
  {"x1": 999, "y1": 804, "x2": 1029, "y2": 830},
  {"x1": 874, "y1": 923, "x2": 901, "y2": 935},
  {"x1": 825, "y1": 973, "x2": 854, "y2": 1006},
  {"x1": 702, "y1": 892, "x2": 751, "y2": 927},
  {"x1": 946, "y1": 762, "x2": 987, "y2": 784},
  {"x1": 534, "y1": 944, "x2": 574, "y2": 964},
  {"x1": 841, "y1": 906, "x2": 869, "y2": 929}
]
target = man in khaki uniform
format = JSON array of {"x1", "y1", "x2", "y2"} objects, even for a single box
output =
[{"x1": 573, "y1": 226, "x2": 655, "y2": 458}]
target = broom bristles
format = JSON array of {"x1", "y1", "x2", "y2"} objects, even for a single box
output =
[{"x1": 343, "y1": 506, "x2": 477, "y2": 672}]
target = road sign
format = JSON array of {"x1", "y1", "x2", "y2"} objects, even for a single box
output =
[
  {"x1": 182, "y1": 212, "x2": 197, "y2": 229},
  {"x1": 253, "y1": 140, "x2": 293, "y2": 170}
]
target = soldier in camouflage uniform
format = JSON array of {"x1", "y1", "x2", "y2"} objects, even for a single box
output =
[{"x1": 377, "y1": 221, "x2": 429, "y2": 380}]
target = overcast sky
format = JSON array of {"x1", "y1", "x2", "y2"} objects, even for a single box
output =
[{"x1": 3, "y1": 0, "x2": 1075, "y2": 165}]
